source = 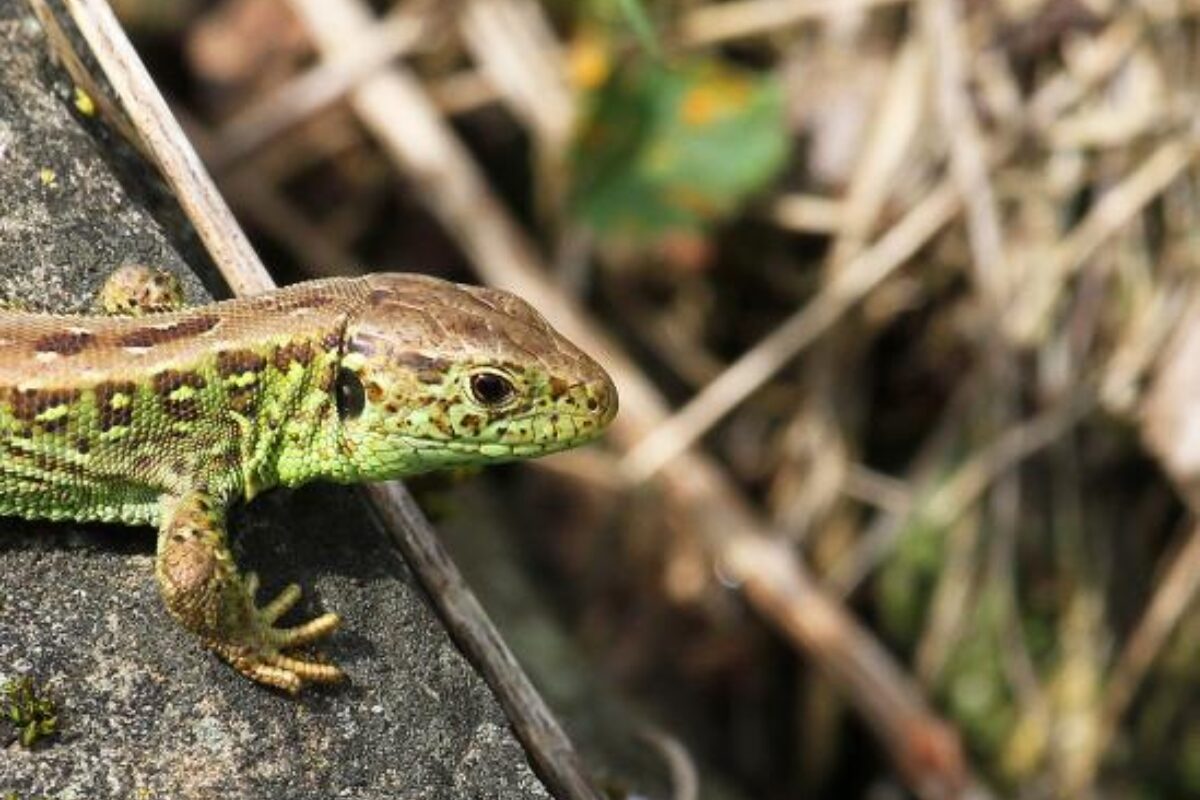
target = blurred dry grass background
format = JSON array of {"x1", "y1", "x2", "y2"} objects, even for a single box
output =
[{"x1": 105, "y1": 0, "x2": 1200, "y2": 796}]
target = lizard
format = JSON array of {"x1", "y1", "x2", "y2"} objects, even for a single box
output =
[{"x1": 0, "y1": 268, "x2": 618, "y2": 692}]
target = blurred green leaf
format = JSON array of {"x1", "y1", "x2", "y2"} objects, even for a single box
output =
[
  {"x1": 614, "y1": 0, "x2": 661, "y2": 58},
  {"x1": 570, "y1": 59, "x2": 787, "y2": 244}
]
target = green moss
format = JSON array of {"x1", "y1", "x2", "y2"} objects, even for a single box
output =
[{"x1": 2, "y1": 676, "x2": 59, "y2": 747}]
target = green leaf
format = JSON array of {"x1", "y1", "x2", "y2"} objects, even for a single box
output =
[
  {"x1": 570, "y1": 58, "x2": 788, "y2": 245},
  {"x1": 614, "y1": 0, "x2": 661, "y2": 59}
]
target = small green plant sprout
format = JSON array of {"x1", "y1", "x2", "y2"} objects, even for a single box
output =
[{"x1": 2, "y1": 676, "x2": 59, "y2": 747}]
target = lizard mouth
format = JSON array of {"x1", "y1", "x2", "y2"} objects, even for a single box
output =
[{"x1": 400, "y1": 411, "x2": 610, "y2": 459}]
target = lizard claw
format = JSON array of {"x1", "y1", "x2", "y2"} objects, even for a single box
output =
[{"x1": 212, "y1": 580, "x2": 345, "y2": 693}]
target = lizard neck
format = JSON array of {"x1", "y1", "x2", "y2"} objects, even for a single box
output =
[{"x1": 265, "y1": 345, "x2": 350, "y2": 492}]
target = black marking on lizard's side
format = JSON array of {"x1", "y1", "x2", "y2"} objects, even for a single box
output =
[
  {"x1": 95, "y1": 381, "x2": 138, "y2": 431},
  {"x1": 216, "y1": 350, "x2": 267, "y2": 416},
  {"x1": 35, "y1": 329, "x2": 95, "y2": 356},
  {"x1": 216, "y1": 350, "x2": 268, "y2": 377},
  {"x1": 272, "y1": 340, "x2": 316, "y2": 372},
  {"x1": 152, "y1": 370, "x2": 208, "y2": 423},
  {"x1": 117, "y1": 315, "x2": 221, "y2": 348},
  {"x1": 8, "y1": 388, "x2": 81, "y2": 435},
  {"x1": 152, "y1": 370, "x2": 208, "y2": 394}
]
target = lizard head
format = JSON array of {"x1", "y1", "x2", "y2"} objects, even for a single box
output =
[{"x1": 332, "y1": 274, "x2": 618, "y2": 478}]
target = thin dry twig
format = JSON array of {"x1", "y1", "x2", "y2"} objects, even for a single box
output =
[
  {"x1": 827, "y1": 33, "x2": 927, "y2": 266},
  {"x1": 923, "y1": 0, "x2": 1008, "y2": 309},
  {"x1": 770, "y1": 193, "x2": 846, "y2": 234},
  {"x1": 638, "y1": 725, "x2": 701, "y2": 800},
  {"x1": 679, "y1": 0, "x2": 910, "y2": 47},
  {"x1": 922, "y1": 390, "x2": 1095, "y2": 528},
  {"x1": 1056, "y1": 138, "x2": 1196, "y2": 274},
  {"x1": 459, "y1": 0, "x2": 574, "y2": 151},
  {"x1": 1084, "y1": 521, "x2": 1200, "y2": 789}
]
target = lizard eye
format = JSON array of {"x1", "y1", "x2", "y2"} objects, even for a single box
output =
[
  {"x1": 336, "y1": 367, "x2": 365, "y2": 419},
  {"x1": 469, "y1": 371, "x2": 515, "y2": 407}
]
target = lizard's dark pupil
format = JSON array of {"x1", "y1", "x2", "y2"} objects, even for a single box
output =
[
  {"x1": 470, "y1": 373, "x2": 514, "y2": 406},
  {"x1": 335, "y1": 368, "x2": 365, "y2": 420}
]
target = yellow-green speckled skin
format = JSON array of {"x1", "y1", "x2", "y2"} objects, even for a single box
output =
[{"x1": 1, "y1": 272, "x2": 617, "y2": 691}]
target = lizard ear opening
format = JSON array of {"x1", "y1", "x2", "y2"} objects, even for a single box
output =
[{"x1": 335, "y1": 368, "x2": 365, "y2": 420}]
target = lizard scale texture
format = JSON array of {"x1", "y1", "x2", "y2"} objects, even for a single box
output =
[{"x1": 0, "y1": 272, "x2": 617, "y2": 691}]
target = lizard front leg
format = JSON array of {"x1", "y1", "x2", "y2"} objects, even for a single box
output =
[{"x1": 155, "y1": 490, "x2": 343, "y2": 693}]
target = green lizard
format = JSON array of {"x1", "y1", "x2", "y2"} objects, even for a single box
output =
[{"x1": 0, "y1": 269, "x2": 617, "y2": 692}]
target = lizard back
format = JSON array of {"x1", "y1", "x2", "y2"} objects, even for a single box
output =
[{"x1": 0, "y1": 278, "x2": 368, "y2": 525}]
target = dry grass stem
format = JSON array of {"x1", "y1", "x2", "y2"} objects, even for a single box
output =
[
  {"x1": 679, "y1": 0, "x2": 910, "y2": 47},
  {"x1": 770, "y1": 193, "x2": 846, "y2": 234},
  {"x1": 923, "y1": 0, "x2": 1008, "y2": 309},
  {"x1": 460, "y1": 0, "x2": 575, "y2": 151}
]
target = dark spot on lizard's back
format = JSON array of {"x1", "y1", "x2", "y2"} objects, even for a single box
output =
[
  {"x1": 35, "y1": 329, "x2": 94, "y2": 356},
  {"x1": 9, "y1": 387, "x2": 79, "y2": 423},
  {"x1": 95, "y1": 381, "x2": 137, "y2": 430},
  {"x1": 216, "y1": 349, "x2": 267, "y2": 378},
  {"x1": 152, "y1": 370, "x2": 207, "y2": 395},
  {"x1": 272, "y1": 340, "x2": 316, "y2": 371},
  {"x1": 216, "y1": 352, "x2": 263, "y2": 416},
  {"x1": 282, "y1": 294, "x2": 333, "y2": 311},
  {"x1": 549, "y1": 377, "x2": 569, "y2": 399},
  {"x1": 163, "y1": 397, "x2": 202, "y2": 423},
  {"x1": 153, "y1": 371, "x2": 207, "y2": 423},
  {"x1": 118, "y1": 315, "x2": 219, "y2": 348}
]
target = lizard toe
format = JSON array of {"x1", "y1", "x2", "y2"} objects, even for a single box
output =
[
  {"x1": 270, "y1": 653, "x2": 344, "y2": 685},
  {"x1": 272, "y1": 612, "x2": 340, "y2": 648},
  {"x1": 245, "y1": 662, "x2": 303, "y2": 694},
  {"x1": 259, "y1": 583, "x2": 303, "y2": 624}
]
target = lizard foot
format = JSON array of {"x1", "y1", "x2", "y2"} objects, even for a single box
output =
[
  {"x1": 97, "y1": 263, "x2": 186, "y2": 316},
  {"x1": 211, "y1": 572, "x2": 344, "y2": 694}
]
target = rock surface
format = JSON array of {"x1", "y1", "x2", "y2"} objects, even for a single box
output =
[{"x1": 0, "y1": 5, "x2": 551, "y2": 798}]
